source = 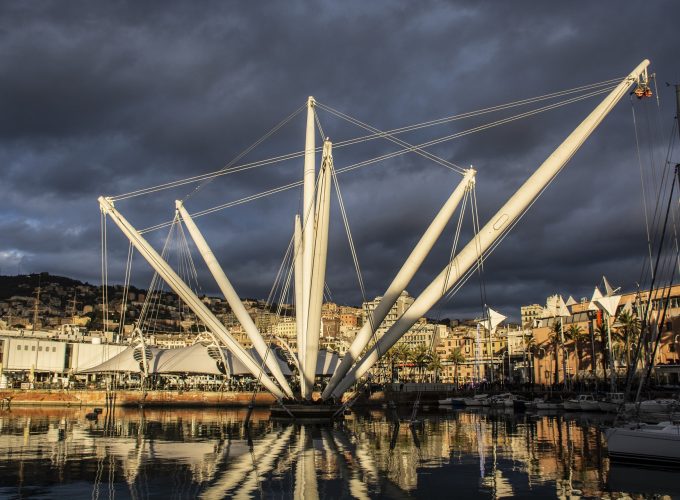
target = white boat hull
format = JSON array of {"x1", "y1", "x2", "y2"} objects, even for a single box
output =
[
  {"x1": 606, "y1": 424, "x2": 680, "y2": 464},
  {"x1": 563, "y1": 401, "x2": 582, "y2": 411},
  {"x1": 598, "y1": 401, "x2": 622, "y2": 413},
  {"x1": 579, "y1": 401, "x2": 601, "y2": 412},
  {"x1": 639, "y1": 400, "x2": 679, "y2": 413},
  {"x1": 536, "y1": 402, "x2": 562, "y2": 410}
]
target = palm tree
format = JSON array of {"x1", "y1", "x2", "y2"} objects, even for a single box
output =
[
  {"x1": 614, "y1": 310, "x2": 640, "y2": 372},
  {"x1": 412, "y1": 345, "x2": 430, "y2": 382},
  {"x1": 595, "y1": 322, "x2": 610, "y2": 378},
  {"x1": 549, "y1": 321, "x2": 562, "y2": 385},
  {"x1": 563, "y1": 324, "x2": 584, "y2": 380},
  {"x1": 523, "y1": 334, "x2": 536, "y2": 384},
  {"x1": 427, "y1": 352, "x2": 443, "y2": 383},
  {"x1": 392, "y1": 343, "x2": 411, "y2": 382},
  {"x1": 447, "y1": 348, "x2": 465, "y2": 387}
]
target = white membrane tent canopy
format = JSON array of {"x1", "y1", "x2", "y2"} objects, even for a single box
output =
[
  {"x1": 79, "y1": 346, "x2": 162, "y2": 374},
  {"x1": 80, "y1": 344, "x2": 293, "y2": 378}
]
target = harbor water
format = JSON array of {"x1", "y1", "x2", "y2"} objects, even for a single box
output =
[{"x1": 0, "y1": 406, "x2": 677, "y2": 499}]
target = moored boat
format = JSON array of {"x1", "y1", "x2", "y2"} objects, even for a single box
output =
[
  {"x1": 598, "y1": 392, "x2": 625, "y2": 413},
  {"x1": 578, "y1": 394, "x2": 601, "y2": 412},
  {"x1": 564, "y1": 394, "x2": 590, "y2": 411},
  {"x1": 638, "y1": 399, "x2": 679, "y2": 414},
  {"x1": 463, "y1": 394, "x2": 489, "y2": 407},
  {"x1": 489, "y1": 393, "x2": 516, "y2": 408},
  {"x1": 438, "y1": 397, "x2": 465, "y2": 408},
  {"x1": 536, "y1": 397, "x2": 563, "y2": 410},
  {"x1": 605, "y1": 421, "x2": 680, "y2": 465}
]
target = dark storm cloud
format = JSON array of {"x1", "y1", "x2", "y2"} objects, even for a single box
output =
[{"x1": 1, "y1": 0, "x2": 679, "y2": 321}]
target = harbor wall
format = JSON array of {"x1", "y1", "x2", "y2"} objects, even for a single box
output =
[{"x1": 0, "y1": 389, "x2": 278, "y2": 407}]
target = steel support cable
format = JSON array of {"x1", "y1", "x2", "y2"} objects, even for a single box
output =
[
  {"x1": 139, "y1": 87, "x2": 614, "y2": 234},
  {"x1": 636, "y1": 115, "x2": 678, "y2": 292},
  {"x1": 328, "y1": 77, "x2": 621, "y2": 148},
  {"x1": 100, "y1": 212, "x2": 107, "y2": 334},
  {"x1": 632, "y1": 100, "x2": 656, "y2": 282},
  {"x1": 111, "y1": 104, "x2": 306, "y2": 202},
  {"x1": 330, "y1": 161, "x2": 369, "y2": 322},
  {"x1": 264, "y1": 233, "x2": 296, "y2": 310},
  {"x1": 439, "y1": 103, "x2": 612, "y2": 310},
  {"x1": 118, "y1": 242, "x2": 134, "y2": 338},
  {"x1": 177, "y1": 220, "x2": 207, "y2": 333},
  {"x1": 471, "y1": 185, "x2": 493, "y2": 382},
  {"x1": 628, "y1": 167, "x2": 679, "y2": 400},
  {"x1": 138, "y1": 216, "x2": 177, "y2": 327},
  {"x1": 110, "y1": 78, "x2": 620, "y2": 201},
  {"x1": 329, "y1": 157, "x2": 390, "y2": 381},
  {"x1": 184, "y1": 103, "x2": 306, "y2": 203},
  {"x1": 315, "y1": 102, "x2": 466, "y2": 175}
]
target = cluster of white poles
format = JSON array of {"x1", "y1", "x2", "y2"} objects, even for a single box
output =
[{"x1": 98, "y1": 60, "x2": 650, "y2": 402}]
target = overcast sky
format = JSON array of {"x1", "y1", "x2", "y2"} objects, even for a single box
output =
[{"x1": 1, "y1": 1, "x2": 679, "y2": 322}]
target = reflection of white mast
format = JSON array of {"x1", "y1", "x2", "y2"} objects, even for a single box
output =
[
  {"x1": 231, "y1": 426, "x2": 295, "y2": 500},
  {"x1": 295, "y1": 426, "x2": 319, "y2": 500},
  {"x1": 200, "y1": 426, "x2": 293, "y2": 500},
  {"x1": 321, "y1": 428, "x2": 371, "y2": 500},
  {"x1": 332, "y1": 429, "x2": 380, "y2": 484}
]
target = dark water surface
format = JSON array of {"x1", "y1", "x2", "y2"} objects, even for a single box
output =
[{"x1": 0, "y1": 406, "x2": 677, "y2": 499}]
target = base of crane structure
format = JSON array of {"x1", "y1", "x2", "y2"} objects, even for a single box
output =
[{"x1": 269, "y1": 402, "x2": 345, "y2": 423}]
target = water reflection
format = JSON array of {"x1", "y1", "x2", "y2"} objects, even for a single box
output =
[{"x1": 0, "y1": 406, "x2": 675, "y2": 498}]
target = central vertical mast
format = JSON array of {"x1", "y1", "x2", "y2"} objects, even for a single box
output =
[{"x1": 300, "y1": 96, "x2": 316, "y2": 396}]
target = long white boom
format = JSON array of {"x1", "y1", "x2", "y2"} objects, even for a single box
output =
[
  {"x1": 330, "y1": 59, "x2": 651, "y2": 399},
  {"x1": 300, "y1": 96, "x2": 316, "y2": 395},
  {"x1": 302, "y1": 140, "x2": 333, "y2": 399},
  {"x1": 98, "y1": 196, "x2": 286, "y2": 400},
  {"x1": 176, "y1": 200, "x2": 294, "y2": 398},
  {"x1": 321, "y1": 167, "x2": 476, "y2": 399}
]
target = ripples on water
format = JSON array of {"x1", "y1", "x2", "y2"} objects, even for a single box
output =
[{"x1": 0, "y1": 406, "x2": 677, "y2": 499}]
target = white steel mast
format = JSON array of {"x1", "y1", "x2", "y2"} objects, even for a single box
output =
[
  {"x1": 302, "y1": 140, "x2": 333, "y2": 399},
  {"x1": 329, "y1": 59, "x2": 651, "y2": 399},
  {"x1": 299, "y1": 96, "x2": 316, "y2": 396},
  {"x1": 176, "y1": 200, "x2": 294, "y2": 398},
  {"x1": 294, "y1": 214, "x2": 304, "y2": 381},
  {"x1": 322, "y1": 167, "x2": 476, "y2": 399},
  {"x1": 97, "y1": 196, "x2": 287, "y2": 400}
]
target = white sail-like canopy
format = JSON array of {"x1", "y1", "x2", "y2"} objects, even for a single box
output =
[
  {"x1": 565, "y1": 295, "x2": 577, "y2": 307},
  {"x1": 620, "y1": 299, "x2": 634, "y2": 315},
  {"x1": 594, "y1": 295, "x2": 622, "y2": 317},
  {"x1": 482, "y1": 307, "x2": 506, "y2": 334},
  {"x1": 80, "y1": 344, "x2": 294, "y2": 377},
  {"x1": 543, "y1": 294, "x2": 570, "y2": 318},
  {"x1": 79, "y1": 346, "x2": 161, "y2": 373},
  {"x1": 588, "y1": 287, "x2": 603, "y2": 311}
]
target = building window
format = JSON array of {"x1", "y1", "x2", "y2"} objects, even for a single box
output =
[
  {"x1": 16, "y1": 345, "x2": 21, "y2": 351},
  {"x1": 53, "y1": 347, "x2": 57, "y2": 352},
  {"x1": 38, "y1": 346, "x2": 42, "y2": 352}
]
